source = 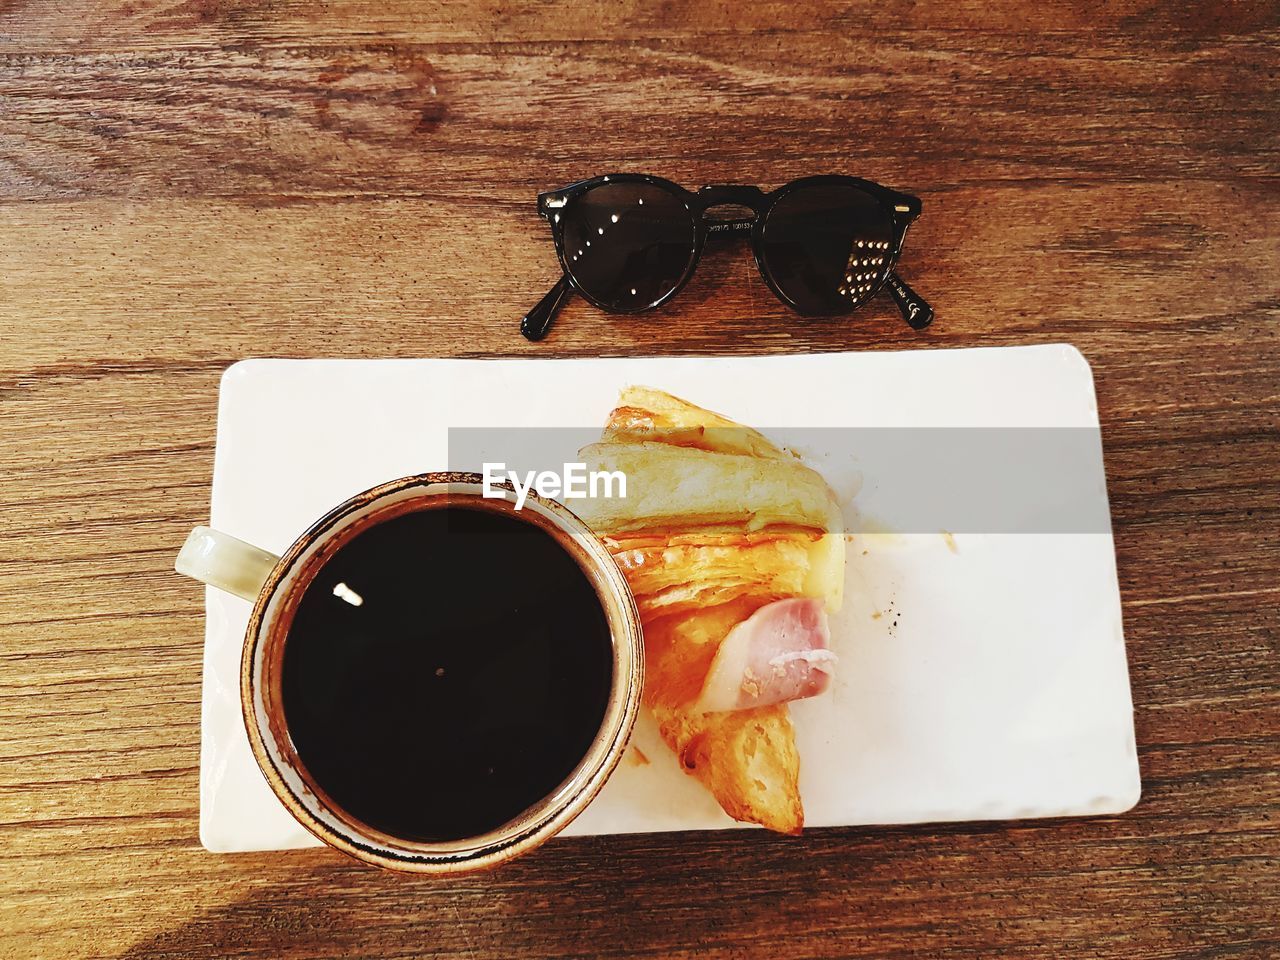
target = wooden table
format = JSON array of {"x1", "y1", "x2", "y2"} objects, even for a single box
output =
[{"x1": 2, "y1": 2, "x2": 1277, "y2": 957}]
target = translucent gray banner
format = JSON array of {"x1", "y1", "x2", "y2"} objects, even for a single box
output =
[{"x1": 447, "y1": 427, "x2": 1113, "y2": 535}]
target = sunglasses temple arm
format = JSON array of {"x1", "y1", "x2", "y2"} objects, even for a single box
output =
[
  {"x1": 884, "y1": 272, "x2": 934, "y2": 330},
  {"x1": 521, "y1": 274, "x2": 574, "y2": 342}
]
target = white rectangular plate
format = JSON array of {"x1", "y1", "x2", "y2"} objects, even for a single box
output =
[{"x1": 200, "y1": 345, "x2": 1140, "y2": 852}]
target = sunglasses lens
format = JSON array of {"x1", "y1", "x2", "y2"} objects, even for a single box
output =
[
  {"x1": 759, "y1": 183, "x2": 895, "y2": 314},
  {"x1": 558, "y1": 182, "x2": 696, "y2": 311}
]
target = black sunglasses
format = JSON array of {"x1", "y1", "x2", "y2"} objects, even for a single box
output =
[{"x1": 521, "y1": 174, "x2": 932, "y2": 341}]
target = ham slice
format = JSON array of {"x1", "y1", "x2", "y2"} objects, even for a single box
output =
[{"x1": 695, "y1": 597, "x2": 835, "y2": 713}]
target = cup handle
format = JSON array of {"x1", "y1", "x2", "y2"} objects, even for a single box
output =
[{"x1": 175, "y1": 526, "x2": 280, "y2": 602}]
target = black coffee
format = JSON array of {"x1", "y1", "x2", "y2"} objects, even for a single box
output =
[{"x1": 281, "y1": 504, "x2": 613, "y2": 842}]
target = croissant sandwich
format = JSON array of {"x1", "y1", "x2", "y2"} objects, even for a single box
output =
[{"x1": 576, "y1": 387, "x2": 845, "y2": 833}]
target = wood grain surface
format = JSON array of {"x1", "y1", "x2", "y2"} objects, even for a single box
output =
[{"x1": 2, "y1": 1, "x2": 1278, "y2": 957}]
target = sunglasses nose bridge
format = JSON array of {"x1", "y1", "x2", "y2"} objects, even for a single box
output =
[
  {"x1": 696, "y1": 187, "x2": 766, "y2": 239},
  {"x1": 696, "y1": 184, "x2": 766, "y2": 211}
]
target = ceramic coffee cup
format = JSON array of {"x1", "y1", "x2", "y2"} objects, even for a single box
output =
[{"x1": 175, "y1": 472, "x2": 643, "y2": 873}]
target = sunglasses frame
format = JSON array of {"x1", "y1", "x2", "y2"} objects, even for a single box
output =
[{"x1": 523, "y1": 173, "x2": 930, "y2": 340}]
